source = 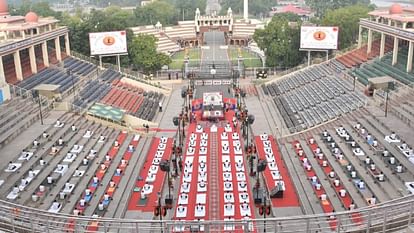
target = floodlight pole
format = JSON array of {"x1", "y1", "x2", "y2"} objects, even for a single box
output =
[
  {"x1": 157, "y1": 192, "x2": 163, "y2": 233},
  {"x1": 117, "y1": 55, "x2": 121, "y2": 72},
  {"x1": 353, "y1": 76, "x2": 357, "y2": 91},
  {"x1": 38, "y1": 96, "x2": 44, "y2": 125},
  {"x1": 385, "y1": 89, "x2": 389, "y2": 117},
  {"x1": 99, "y1": 56, "x2": 102, "y2": 69},
  {"x1": 263, "y1": 190, "x2": 267, "y2": 233}
]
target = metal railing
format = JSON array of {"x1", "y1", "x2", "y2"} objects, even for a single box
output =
[
  {"x1": 70, "y1": 51, "x2": 167, "y2": 89},
  {"x1": 0, "y1": 194, "x2": 414, "y2": 232}
]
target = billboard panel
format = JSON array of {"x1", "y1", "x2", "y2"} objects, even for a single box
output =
[
  {"x1": 89, "y1": 31, "x2": 127, "y2": 56},
  {"x1": 300, "y1": 26, "x2": 339, "y2": 50}
]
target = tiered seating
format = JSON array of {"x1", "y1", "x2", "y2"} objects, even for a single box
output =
[
  {"x1": 130, "y1": 26, "x2": 180, "y2": 54},
  {"x1": 353, "y1": 122, "x2": 407, "y2": 179},
  {"x1": 320, "y1": 130, "x2": 377, "y2": 205},
  {"x1": 37, "y1": 125, "x2": 100, "y2": 211},
  {"x1": 99, "y1": 69, "x2": 122, "y2": 83},
  {"x1": 100, "y1": 81, "x2": 163, "y2": 121},
  {"x1": 4, "y1": 55, "x2": 18, "y2": 84},
  {"x1": 73, "y1": 69, "x2": 123, "y2": 108},
  {"x1": 87, "y1": 134, "x2": 140, "y2": 221},
  {"x1": 0, "y1": 115, "x2": 81, "y2": 199},
  {"x1": 63, "y1": 130, "x2": 116, "y2": 231},
  {"x1": 128, "y1": 137, "x2": 172, "y2": 211},
  {"x1": 0, "y1": 98, "x2": 40, "y2": 148},
  {"x1": 4, "y1": 117, "x2": 89, "y2": 204},
  {"x1": 73, "y1": 80, "x2": 111, "y2": 108},
  {"x1": 232, "y1": 22, "x2": 257, "y2": 38},
  {"x1": 63, "y1": 57, "x2": 96, "y2": 76},
  {"x1": 336, "y1": 39, "x2": 393, "y2": 68},
  {"x1": 384, "y1": 131, "x2": 414, "y2": 160},
  {"x1": 291, "y1": 141, "x2": 337, "y2": 230},
  {"x1": 173, "y1": 124, "x2": 209, "y2": 230},
  {"x1": 263, "y1": 64, "x2": 364, "y2": 133},
  {"x1": 73, "y1": 132, "x2": 128, "y2": 215},
  {"x1": 17, "y1": 67, "x2": 79, "y2": 92},
  {"x1": 20, "y1": 50, "x2": 33, "y2": 80},
  {"x1": 216, "y1": 124, "x2": 255, "y2": 231},
  {"x1": 350, "y1": 48, "x2": 414, "y2": 86},
  {"x1": 335, "y1": 126, "x2": 385, "y2": 183},
  {"x1": 164, "y1": 21, "x2": 196, "y2": 39},
  {"x1": 255, "y1": 134, "x2": 299, "y2": 207},
  {"x1": 307, "y1": 137, "x2": 363, "y2": 224}
]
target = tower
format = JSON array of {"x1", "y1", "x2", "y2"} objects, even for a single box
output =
[{"x1": 243, "y1": 0, "x2": 248, "y2": 21}]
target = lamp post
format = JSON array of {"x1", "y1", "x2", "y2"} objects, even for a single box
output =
[
  {"x1": 210, "y1": 66, "x2": 216, "y2": 79},
  {"x1": 262, "y1": 189, "x2": 271, "y2": 233},
  {"x1": 385, "y1": 89, "x2": 389, "y2": 117},
  {"x1": 353, "y1": 76, "x2": 358, "y2": 91},
  {"x1": 32, "y1": 90, "x2": 43, "y2": 125},
  {"x1": 67, "y1": 69, "x2": 75, "y2": 97},
  {"x1": 256, "y1": 159, "x2": 270, "y2": 232},
  {"x1": 156, "y1": 192, "x2": 164, "y2": 233},
  {"x1": 155, "y1": 159, "x2": 173, "y2": 233},
  {"x1": 33, "y1": 90, "x2": 44, "y2": 125}
]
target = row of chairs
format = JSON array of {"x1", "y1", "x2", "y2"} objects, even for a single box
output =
[
  {"x1": 99, "y1": 69, "x2": 122, "y2": 83},
  {"x1": 0, "y1": 98, "x2": 41, "y2": 148},
  {"x1": 73, "y1": 80, "x2": 111, "y2": 108},
  {"x1": 319, "y1": 130, "x2": 378, "y2": 206},
  {"x1": 336, "y1": 39, "x2": 393, "y2": 68},
  {"x1": 264, "y1": 68, "x2": 364, "y2": 132},
  {"x1": 63, "y1": 57, "x2": 96, "y2": 76},
  {"x1": 17, "y1": 68, "x2": 79, "y2": 93}
]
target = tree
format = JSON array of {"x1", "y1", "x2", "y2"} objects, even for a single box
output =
[
  {"x1": 253, "y1": 13, "x2": 304, "y2": 68},
  {"x1": 129, "y1": 34, "x2": 172, "y2": 74},
  {"x1": 62, "y1": 7, "x2": 136, "y2": 56},
  {"x1": 10, "y1": 0, "x2": 62, "y2": 19},
  {"x1": 220, "y1": 0, "x2": 274, "y2": 16},
  {"x1": 305, "y1": 0, "x2": 370, "y2": 18},
  {"x1": 134, "y1": 1, "x2": 178, "y2": 26},
  {"x1": 220, "y1": 0, "x2": 243, "y2": 15},
  {"x1": 321, "y1": 4, "x2": 372, "y2": 49},
  {"x1": 166, "y1": 0, "x2": 207, "y2": 21}
]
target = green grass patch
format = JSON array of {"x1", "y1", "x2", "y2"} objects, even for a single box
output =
[
  {"x1": 228, "y1": 46, "x2": 262, "y2": 68},
  {"x1": 169, "y1": 48, "x2": 201, "y2": 70}
]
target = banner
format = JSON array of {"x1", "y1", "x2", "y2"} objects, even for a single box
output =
[
  {"x1": 300, "y1": 26, "x2": 339, "y2": 50},
  {"x1": 89, "y1": 31, "x2": 127, "y2": 56}
]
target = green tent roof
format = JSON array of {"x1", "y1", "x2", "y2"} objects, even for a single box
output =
[{"x1": 88, "y1": 103, "x2": 125, "y2": 122}]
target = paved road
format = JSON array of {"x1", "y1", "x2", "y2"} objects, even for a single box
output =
[{"x1": 200, "y1": 31, "x2": 232, "y2": 78}]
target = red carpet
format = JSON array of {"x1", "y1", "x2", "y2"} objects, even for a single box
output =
[
  {"x1": 172, "y1": 107, "x2": 256, "y2": 232},
  {"x1": 127, "y1": 137, "x2": 173, "y2": 211},
  {"x1": 291, "y1": 140, "x2": 337, "y2": 230},
  {"x1": 255, "y1": 135, "x2": 300, "y2": 207},
  {"x1": 217, "y1": 126, "x2": 257, "y2": 233},
  {"x1": 307, "y1": 138, "x2": 363, "y2": 225},
  {"x1": 173, "y1": 123, "x2": 211, "y2": 222}
]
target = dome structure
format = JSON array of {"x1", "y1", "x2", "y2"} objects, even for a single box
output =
[
  {"x1": 389, "y1": 3, "x2": 403, "y2": 14},
  {"x1": 25, "y1": 11, "x2": 39, "y2": 23},
  {"x1": 0, "y1": 0, "x2": 9, "y2": 16}
]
